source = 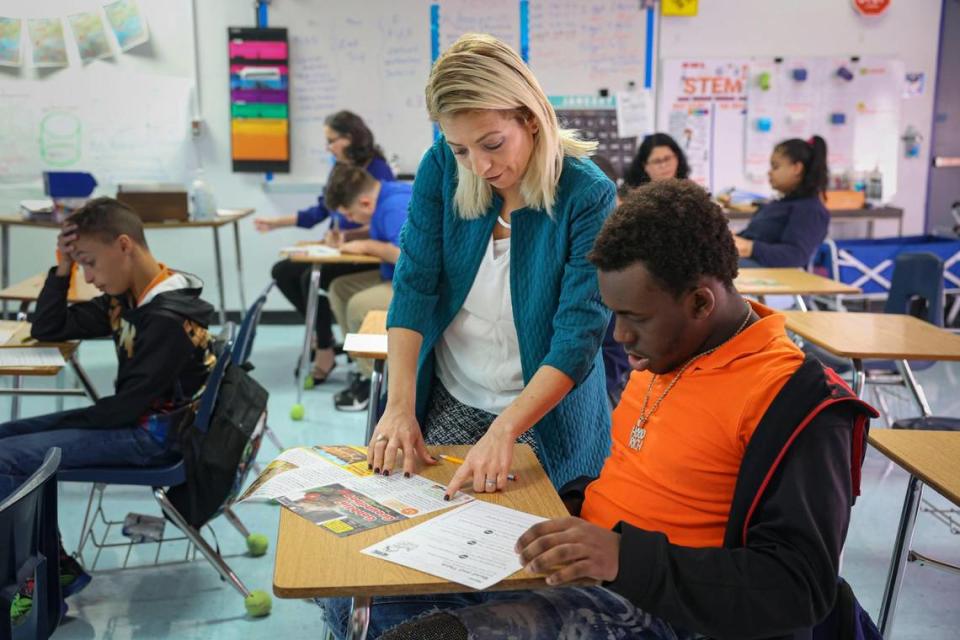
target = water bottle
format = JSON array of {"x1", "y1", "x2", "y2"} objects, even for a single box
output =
[
  {"x1": 866, "y1": 166, "x2": 883, "y2": 203},
  {"x1": 190, "y1": 169, "x2": 217, "y2": 221}
]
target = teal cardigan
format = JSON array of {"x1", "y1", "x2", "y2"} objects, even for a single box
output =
[{"x1": 387, "y1": 138, "x2": 615, "y2": 488}]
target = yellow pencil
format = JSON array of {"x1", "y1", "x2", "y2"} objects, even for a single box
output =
[{"x1": 438, "y1": 454, "x2": 516, "y2": 481}]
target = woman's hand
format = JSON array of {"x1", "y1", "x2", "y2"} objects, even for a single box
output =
[
  {"x1": 734, "y1": 235, "x2": 754, "y2": 258},
  {"x1": 368, "y1": 405, "x2": 437, "y2": 477},
  {"x1": 444, "y1": 421, "x2": 516, "y2": 498},
  {"x1": 253, "y1": 217, "x2": 278, "y2": 233}
]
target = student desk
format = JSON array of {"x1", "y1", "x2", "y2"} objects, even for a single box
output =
[
  {"x1": 273, "y1": 444, "x2": 569, "y2": 640},
  {"x1": 286, "y1": 249, "x2": 381, "y2": 419},
  {"x1": 0, "y1": 320, "x2": 95, "y2": 420},
  {"x1": 344, "y1": 311, "x2": 388, "y2": 444},
  {"x1": 868, "y1": 429, "x2": 960, "y2": 637},
  {"x1": 0, "y1": 272, "x2": 102, "y2": 314},
  {"x1": 780, "y1": 311, "x2": 960, "y2": 412},
  {"x1": 736, "y1": 268, "x2": 861, "y2": 310},
  {"x1": 0, "y1": 208, "x2": 255, "y2": 325},
  {"x1": 723, "y1": 205, "x2": 905, "y2": 238}
]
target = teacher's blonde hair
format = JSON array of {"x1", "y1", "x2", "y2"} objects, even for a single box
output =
[{"x1": 426, "y1": 33, "x2": 597, "y2": 219}]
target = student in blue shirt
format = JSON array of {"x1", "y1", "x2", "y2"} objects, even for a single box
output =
[
  {"x1": 735, "y1": 136, "x2": 830, "y2": 268},
  {"x1": 322, "y1": 163, "x2": 411, "y2": 411},
  {"x1": 254, "y1": 111, "x2": 395, "y2": 383}
]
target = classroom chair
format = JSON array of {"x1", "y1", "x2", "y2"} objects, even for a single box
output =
[
  {"x1": 58, "y1": 327, "x2": 273, "y2": 617},
  {"x1": 234, "y1": 281, "x2": 286, "y2": 471},
  {"x1": 1, "y1": 448, "x2": 62, "y2": 640}
]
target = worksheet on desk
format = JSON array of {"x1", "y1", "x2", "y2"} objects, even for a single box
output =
[
  {"x1": 362, "y1": 501, "x2": 547, "y2": 590},
  {"x1": 0, "y1": 329, "x2": 15, "y2": 346},
  {"x1": 0, "y1": 347, "x2": 65, "y2": 367}
]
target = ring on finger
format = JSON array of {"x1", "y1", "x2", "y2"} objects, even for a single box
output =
[{"x1": 375, "y1": 433, "x2": 387, "y2": 443}]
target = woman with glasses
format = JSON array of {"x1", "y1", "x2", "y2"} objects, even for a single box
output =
[
  {"x1": 254, "y1": 110, "x2": 395, "y2": 384},
  {"x1": 623, "y1": 132, "x2": 691, "y2": 187}
]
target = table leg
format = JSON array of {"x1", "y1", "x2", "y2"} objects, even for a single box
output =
[
  {"x1": 878, "y1": 474, "x2": 923, "y2": 637},
  {"x1": 349, "y1": 595, "x2": 371, "y2": 640},
  {"x1": 232, "y1": 221, "x2": 247, "y2": 313},
  {"x1": 365, "y1": 360, "x2": 385, "y2": 443},
  {"x1": 2, "y1": 223, "x2": 10, "y2": 318},
  {"x1": 295, "y1": 265, "x2": 322, "y2": 409},
  {"x1": 69, "y1": 353, "x2": 100, "y2": 402},
  {"x1": 897, "y1": 360, "x2": 933, "y2": 418},
  {"x1": 868, "y1": 219, "x2": 875, "y2": 239},
  {"x1": 851, "y1": 358, "x2": 866, "y2": 398},
  {"x1": 793, "y1": 295, "x2": 808, "y2": 312},
  {"x1": 212, "y1": 227, "x2": 227, "y2": 327},
  {"x1": 11, "y1": 374, "x2": 22, "y2": 420}
]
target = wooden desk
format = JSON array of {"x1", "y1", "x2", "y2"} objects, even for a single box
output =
[
  {"x1": 274, "y1": 444, "x2": 567, "y2": 639},
  {"x1": 736, "y1": 268, "x2": 860, "y2": 310},
  {"x1": 0, "y1": 320, "x2": 92, "y2": 419},
  {"x1": 723, "y1": 205, "x2": 904, "y2": 237},
  {"x1": 344, "y1": 311, "x2": 389, "y2": 444},
  {"x1": 0, "y1": 273, "x2": 101, "y2": 312},
  {"x1": 0, "y1": 208, "x2": 255, "y2": 325},
  {"x1": 869, "y1": 430, "x2": 960, "y2": 636},
  {"x1": 287, "y1": 252, "x2": 382, "y2": 420}
]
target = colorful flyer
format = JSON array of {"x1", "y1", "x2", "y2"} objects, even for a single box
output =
[
  {"x1": 104, "y1": 0, "x2": 149, "y2": 51},
  {"x1": 67, "y1": 11, "x2": 113, "y2": 63},
  {"x1": 279, "y1": 484, "x2": 406, "y2": 537},
  {"x1": 27, "y1": 17, "x2": 68, "y2": 67},
  {"x1": 0, "y1": 17, "x2": 22, "y2": 67}
]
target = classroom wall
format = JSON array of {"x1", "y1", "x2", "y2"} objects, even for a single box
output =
[{"x1": 657, "y1": 0, "x2": 944, "y2": 237}]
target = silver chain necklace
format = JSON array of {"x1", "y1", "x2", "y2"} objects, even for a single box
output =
[{"x1": 628, "y1": 303, "x2": 754, "y2": 451}]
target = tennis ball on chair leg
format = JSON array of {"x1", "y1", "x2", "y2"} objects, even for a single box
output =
[
  {"x1": 245, "y1": 590, "x2": 272, "y2": 617},
  {"x1": 246, "y1": 533, "x2": 269, "y2": 557},
  {"x1": 303, "y1": 376, "x2": 315, "y2": 390},
  {"x1": 290, "y1": 404, "x2": 305, "y2": 420}
]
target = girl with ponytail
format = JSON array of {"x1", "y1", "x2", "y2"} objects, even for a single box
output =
[{"x1": 735, "y1": 135, "x2": 830, "y2": 267}]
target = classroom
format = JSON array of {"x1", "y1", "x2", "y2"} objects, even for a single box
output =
[{"x1": 1, "y1": 0, "x2": 958, "y2": 638}]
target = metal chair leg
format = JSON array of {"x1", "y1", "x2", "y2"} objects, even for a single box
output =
[
  {"x1": 222, "y1": 507, "x2": 251, "y2": 539},
  {"x1": 878, "y1": 475, "x2": 924, "y2": 637},
  {"x1": 350, "y1": 595, "x2": 372, "y2": 640},
  {"x1": 153, "y1": 488, "x2": 251, "y2": 598}
]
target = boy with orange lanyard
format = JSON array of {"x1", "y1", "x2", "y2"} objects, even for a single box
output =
[{"x1": 0, "y1": 197, "x2": 216, "y2": 614}]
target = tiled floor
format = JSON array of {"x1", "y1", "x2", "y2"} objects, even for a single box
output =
[{"x1": 3, "y1": 325, "x2": 959, "y2": 639}]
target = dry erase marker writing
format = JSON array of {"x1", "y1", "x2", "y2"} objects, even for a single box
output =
[{"x1": 438, "y1": 454, "x2": 516, "y2": 481}]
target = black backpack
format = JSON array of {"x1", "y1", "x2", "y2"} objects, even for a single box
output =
[{"x1": 167, "y1": 362, "x2": 268, "y2": 529}]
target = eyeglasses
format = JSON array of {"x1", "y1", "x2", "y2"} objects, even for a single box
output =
[{"x1": 646, "y1": 155, "x2": 676, "y2": 168}]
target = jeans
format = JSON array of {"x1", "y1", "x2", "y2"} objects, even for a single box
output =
[
  {"x1": 0, "y1": 408, "x2": 179, "y2": 501},
  {"x1": 318, "y1": 587, "x2": 702, "y2": 640}
]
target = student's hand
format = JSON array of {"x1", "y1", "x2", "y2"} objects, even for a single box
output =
[
  {"x1": 323, "y1": 229, "x2": 343, "y2": 247},
  {"x1": 339, "y1": 240, "x2": 370, "y2": 255},
  {"x1": 56, "y1": 223, "x2": 78, "y2": 275},
  {"x1": 368, "y1": 405, "x2": 437, "y2": 477},
  {"x1": 734, "y1": 235, "x2": 754, "y2": 258},
  {"x1": 253, "y1": 217, "x2": 280, "y2": 233},
  {"x1": 516, "y1": 517, "x2": 621, "y2": 586},
  {"x1": 444, "y1": 421, "x2": 515, "y2": 498}
]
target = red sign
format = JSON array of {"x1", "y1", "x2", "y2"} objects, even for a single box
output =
[{"x1": 852, "y1": 0, "x2": 890, "y2": 16}]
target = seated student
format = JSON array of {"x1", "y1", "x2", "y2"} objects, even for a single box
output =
[
  {"x1": 0, "y1": 197, "x2": 215, "y2": 615},
  {"x1": 735, "y1": 136, "x2": 830, "y2": 268},
  {"x1": 622, "y1": 132, "x2": 691, "y2": 188},
  {"x1": 328, "y1": 180, "x2": 877, "y2": 640},
  {"x1": 321, "y1": 164, "x2": 411, "y2": 412},
  {"x1": 254, "y1": 110, "x2": 395, "y2": 384}
]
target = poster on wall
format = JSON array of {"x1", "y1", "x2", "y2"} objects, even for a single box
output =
[
  {"x1": 0, "y1": 17, "x2": 22, "y2": 67},
  {"x1": 104, "y1": 0, "x2": 150, "y2": 52},
  {"x1": 67, "y1": 11, "x2": 114, "y2": 63},
  {"x1": 28, "y1": 17, "x2": 68, "y2": 68}
]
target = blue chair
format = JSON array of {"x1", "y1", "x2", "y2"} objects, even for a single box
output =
[
  {"x1": 58, "y1": 328, "x2": 272, "y2": 617},
  {"x1": 1, "y1": 448, "x2": 62, "y2": 640}
]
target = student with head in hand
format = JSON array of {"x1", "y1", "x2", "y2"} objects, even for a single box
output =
[
  {"x1": 735, "y1": 136, "x2": 830, "y2": 268},
  {"x1": 254, "y1": 110, "x2": 395, "y2": 384},
  {"x1": 623, "y1": 132, "x2": 691, "y2": 188}
]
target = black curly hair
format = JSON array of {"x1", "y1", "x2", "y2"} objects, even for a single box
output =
[{"x1": 588, "y1": 179, "x2": 738, "y2": 296}]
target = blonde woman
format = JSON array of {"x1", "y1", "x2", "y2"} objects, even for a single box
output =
[{"x1": 367, "y1": 33, "x2": 614, "y2": 500}]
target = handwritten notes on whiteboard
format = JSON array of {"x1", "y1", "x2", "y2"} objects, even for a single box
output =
[{"x1": 438, "y1": 0, "x2": 520, "y2": 53}]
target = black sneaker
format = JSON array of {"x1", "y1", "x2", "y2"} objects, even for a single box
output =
[
  {"x1": 59, "y1": 550, "x2": 91, "y2": 598},
  {"x1": 334, "y1": 374, "x2": 370, "y2": 412}
]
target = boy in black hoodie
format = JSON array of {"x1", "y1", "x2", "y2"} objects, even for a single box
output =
[{"x1": 0, "y1": 197, "x2": 215, "y2": 603}]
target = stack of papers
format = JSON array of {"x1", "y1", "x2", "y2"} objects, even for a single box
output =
[
  {"x1": 0, "y1": 347, "x2": 66, "y2": 368},
  {"x1": 279, "y1": 244, "x2": 340, "y2": 259},
  {"x1": 240, "y1": 446, "x2": 473, "y2": 537},
  {"x1": 342, "y1": 333, "x2": 388, "y2": 355}
]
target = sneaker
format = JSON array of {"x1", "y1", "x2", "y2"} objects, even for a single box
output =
[
  {"x1": 334, "y1": 373, "x2": 370, "y2": 412},
  {"x1": 59, "y1": 552, "x2": 91, "y2": 598}
]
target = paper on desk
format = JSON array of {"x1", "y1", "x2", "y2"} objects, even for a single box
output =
[
  {"x1": 238, "y1": 445, "x2": 372, "y2": 502},
  {"x1": 0, "y1": 347, "x2": 65, "y2": 368},
  {"x1": 362, "y1": 501, "x2": 547, "y2": 590},
  {"x1": 279, "y1": 244, "x2": 340, "y2": 258},
  {"x1": 0, "y1": 329, "x2": 15, "y2": 346},
  {"x1": 343, "y1": 333, "x2": 387, "y2": 355}
]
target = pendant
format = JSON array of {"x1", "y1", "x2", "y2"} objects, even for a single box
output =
[{"x1": 629, "y1": 426, "x2": 646, "y2": 451}]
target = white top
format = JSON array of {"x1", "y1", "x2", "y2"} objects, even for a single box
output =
[{"x1": 434, "y1": 236, "x2": 524, "y2": 414}]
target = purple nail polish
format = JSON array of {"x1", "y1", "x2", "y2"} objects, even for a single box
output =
[
  {"x1": 383, "y1": 470, "x2": 390, "y2": 477},
  {"x1": 404, "y1": 472, "x2": 411, "y2": 478},
  {"x1": 373, "y1": 467, "x2": 379, "y2": 473},
  {"x1": 443, "y1": 494, "x2": 450, "y2": 501}
]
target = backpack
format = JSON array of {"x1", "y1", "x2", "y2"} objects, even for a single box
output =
[{"x1": 167, "y1": 362, "x2": 268, "y2": 528}]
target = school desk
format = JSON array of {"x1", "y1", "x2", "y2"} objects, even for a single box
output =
[
  {"x1": 0, "y1": 208, "x2": 254, "y2": 325},
  {"x1": 285, "y1": 249, "x2": 381, "y2": 420},
  {"x1": 273, "y1": 444, "x2": 569, "y2": 640},
  {"x1": 735, "y1": 268, "x2": 861, "y2": 310},
  {"x1": 868, "y1": 429, "x2": 960, "y2": 637},
  {"x1": 780, "y1": 311, "x2": 960, "y2": 412},
  {"x1": 0, "y1": 320, "x2": 97, "y2": 421},
  {"x1": 0, "y1": 272, "x2": 101, "y2": 314},
  {"x1": 723, "y1": 205, "x2": 904, "y2": 238},
  {"x1": 344, "y1": 310, "x2": 388, "y2": 443}
]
